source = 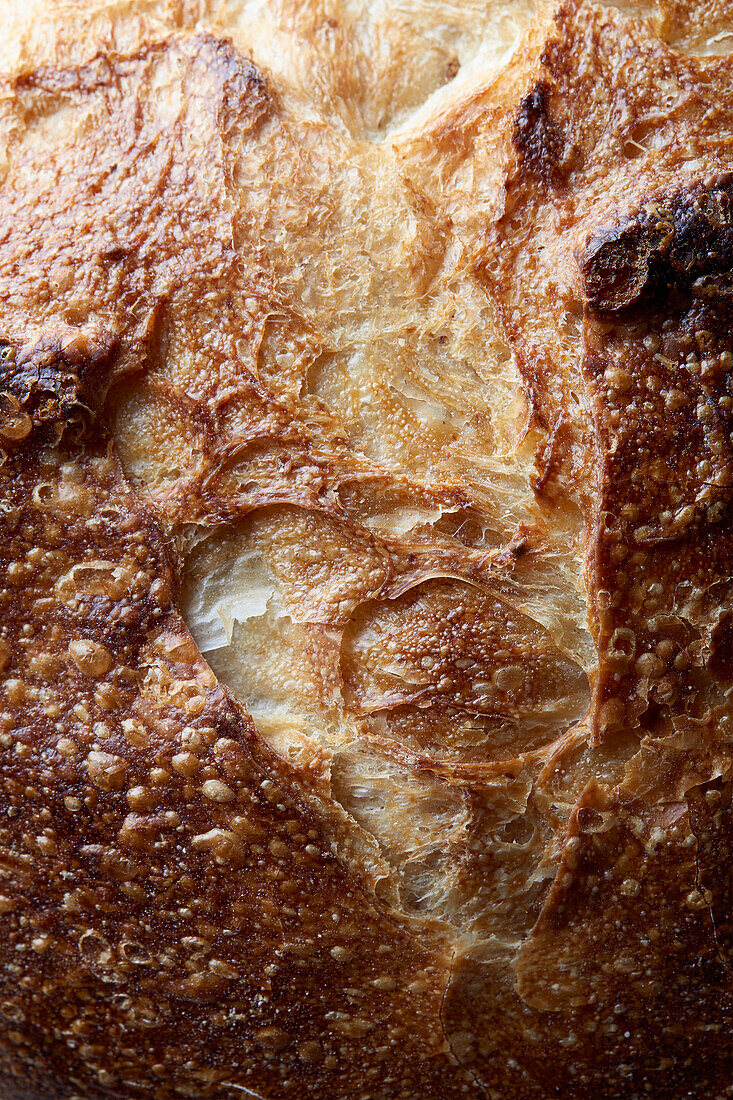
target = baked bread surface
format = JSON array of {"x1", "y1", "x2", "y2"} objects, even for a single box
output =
[{"x1": 0, "y1": 0, "x2": 730, "y2": 1097}]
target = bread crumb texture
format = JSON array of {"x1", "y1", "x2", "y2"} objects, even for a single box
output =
[{"x1": 0, "y1": 0, "x2": 730, "y2": 1098}]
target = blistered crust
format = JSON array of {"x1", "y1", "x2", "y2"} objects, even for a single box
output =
[
  {"x1": 0, "y1": 0, "x2": 730, "y2": 1098},
  {"x1": 0, "y1": 334, "x2": 468, "y2": 1099}
]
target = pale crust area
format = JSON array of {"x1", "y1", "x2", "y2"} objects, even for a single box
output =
[{"x1": 0, "y1": 1, "x2": 730, "y2": 1098}]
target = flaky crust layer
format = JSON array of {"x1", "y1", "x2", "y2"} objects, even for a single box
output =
[{"x1": 0, "y1": 1, "x2": 730, "y2": 1098}]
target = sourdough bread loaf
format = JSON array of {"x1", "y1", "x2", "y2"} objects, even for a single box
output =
[{"x1": 0, "y1": 1, "x2": 730, "y2": 1098}]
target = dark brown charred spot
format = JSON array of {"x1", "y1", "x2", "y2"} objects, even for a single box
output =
[
  {"x1": 512, "y1": 82, "x2": 570, "y2": 187},
  {"x1": 0, "y1": 329, "x2": 115, "y2": 443},
  {"x1": 581, "y1": 178, "x2": 733, "y2": 312}
]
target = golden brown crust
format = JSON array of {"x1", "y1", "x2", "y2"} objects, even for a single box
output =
[
  {"x1": 0, "y1": 335, "x2": 468, "y2": 1099},
  {"x1": 485, "y1": 0, "x2": 733, "y2": 751},
  {"x1": 0, "y1": 0, "x2": 730, "y2": 1097}
]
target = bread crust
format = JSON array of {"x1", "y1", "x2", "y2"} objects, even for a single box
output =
[{"x1": 0, "y1": 1, "x2": 730, "y2": 1098}]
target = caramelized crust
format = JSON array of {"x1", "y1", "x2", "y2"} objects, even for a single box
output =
[
  {"x1": 0, "y1": 336, "x2": 466, "y2": 1098},
  {"x1": 0, "y1": 1, "x2": 730, "y2": 1098}
]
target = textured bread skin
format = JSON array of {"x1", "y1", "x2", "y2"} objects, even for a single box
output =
[{"x1": 0, "y1": 1, "x2": 730, "y2": 1098}]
